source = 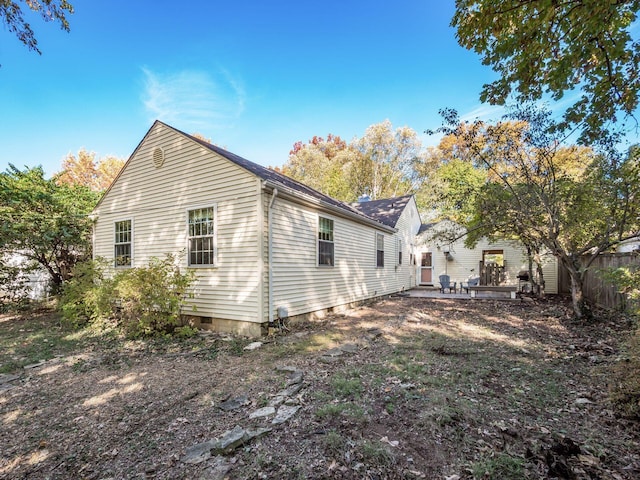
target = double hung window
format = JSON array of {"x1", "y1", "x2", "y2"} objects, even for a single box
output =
[
  {"x1": 376, "y1": 233, "x2": 384, "y2": 268},
  {"x1": 114, "y1": 220, "x2": 132, "y2": 267},
  {"x1": 318, "y1": 217, "x2": 334, "y2": 266},
  {"x1": 188, "y1": 206, "x2": 216, "y2": 266}
]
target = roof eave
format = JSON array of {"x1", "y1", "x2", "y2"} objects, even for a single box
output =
[{"x1": 263, "y1": 180, "x2": 396, "y2": 233}]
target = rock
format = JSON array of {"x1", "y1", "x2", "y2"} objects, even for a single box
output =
[
  {"x1": 268, "y1": 395, "x2": 286, "y2": 408},
  {"x1": 23, "y1": 360, "x2": 47, "y2": 369},
  {"x1": 339, "y1": 343, "x2": 359, "y2": 354},
  {"x1": 243, "y1": 342, "x2": 263, "y2": 351},
  {"x1": 214, "y1": 426, "x2": 247, "y2": 452},
  {"x1": 323, "y1": 347, "x2": 344, "y2": 358},
  {"x1": 182, "y1": 428, "x2": 272, "y2": 464},
  {"x1": 318, "y1": 356, "x2": 342, "y2": 364},
  {"x1": 199, "y1": 456, "x2": 232, "y2": 480},
  {"x1": 272, "y1": 405, "x2": 301, "y2": 425},
  {"x1": 278, "y1": 383, "x2": 303, "y2": 397},
  {"x1": 575, "y1": 398, "x2": 594, "y2": 405},
  {"x1": 249, "y1": 406, "x2": 276, "y2": 419},
  {"x1": 218, "y1": 395, "x2": 249, "y2": 411},
  {"x1": 212, "y1": 426, "x2": 272, "y2": 454},
  {"x1": 275, "y1": 365, "x2": 298, "y2": 373},
  {"x1": 286, "y1": 371, "x2": 304, "y2": 386},
  {"x1": 0, "y1": 383, "x2": 16, "y2": 392},
  {"x1": 0, "y1": 374, "x2": 20, "y2": 384},
  {"x1": 182, "y1": 440, "x2": 217, "y2": 464}
]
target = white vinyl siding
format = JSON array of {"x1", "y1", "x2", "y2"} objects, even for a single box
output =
[
  {"x1": 416, "y1": 220, "x2": 558, "y2": 294},
  {"x1": 270, "y1": 196, "x2": 422, "y2": 318},
  {"x1": 93, "y1": 123, "x2": 262, "y2": 324}
]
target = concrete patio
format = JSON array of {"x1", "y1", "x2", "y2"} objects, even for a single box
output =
[{"x1": 405, "y1": 286, "x2": 522, "y2": 301}]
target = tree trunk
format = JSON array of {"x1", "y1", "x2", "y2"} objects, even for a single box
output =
[{"x1": 564, "y1": 258, "x2": 588, "y2": 319}]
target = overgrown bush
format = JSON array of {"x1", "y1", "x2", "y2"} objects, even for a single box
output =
[
  {"x1": 59, "y1": 259, "x2": 113, "y2": 327},
  {"x1": 60, "y1": 254, "x2": 196, "y2": 337},
  {"x1": 605, "y1": 265, "x2": 640, "y2": 419}
]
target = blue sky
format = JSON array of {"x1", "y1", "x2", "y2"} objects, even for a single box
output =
[{"x1": 0, "y1": 1, "x2": 504, "y2": 176}]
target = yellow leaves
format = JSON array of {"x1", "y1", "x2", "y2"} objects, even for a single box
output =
[{"x1": 56, "y1": 149, "x2": 125, "y2": 192}]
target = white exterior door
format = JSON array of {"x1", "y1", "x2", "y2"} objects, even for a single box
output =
[{"x1": 420, "y1": 252, "x2": 433, "y2": 285}]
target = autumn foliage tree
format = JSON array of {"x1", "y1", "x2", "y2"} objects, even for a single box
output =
[
  {"x1": 283, "y1": 121, "x2": 435, "y2": 204},
  {"x1": 56, "y1": 149, "x2": 124, "y2": 191},
  {"x1": 432, "y1": 107, "x2": 640, "y2": 318}
]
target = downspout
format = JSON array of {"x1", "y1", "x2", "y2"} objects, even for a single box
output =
[{"x1": 268, "y1": 188, "x2": 278, "y2": 324}]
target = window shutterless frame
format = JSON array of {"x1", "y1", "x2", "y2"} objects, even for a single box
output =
[
  {"x1": 317, "y1": 216, "x2": 335, "y2": 267},
  {"x1": 114, "y1": 219, "x2": 133, "y2": 267},
  {"x1": 376, "y1": 232, "x2": 384, "y2": 268},
  {"x1": 187, "y1": 205, "x2": 217, "y2": 267}
]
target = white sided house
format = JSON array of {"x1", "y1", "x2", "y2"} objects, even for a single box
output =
[
  {"x1": 93, "y1": 121, "x2": 422, "y2": 336},
  {"x1": 415, "y1": 220, "x2": 558, "y2": 294}
]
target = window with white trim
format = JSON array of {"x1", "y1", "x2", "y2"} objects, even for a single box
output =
[
  {"x1": 376, "y1": 233, "x2": 384, "y2": 268},
  {"x1": 318, "y1": 216, "x2": 334, "y2": 266},
  {"x1": 188, "y1": 206, "x2": 216, "y2": 266},
  {"x1": 397, "y1": 238, "x2": 403, "y2": 265},
  {"x1": 114, "y1": 219, "x2": 132, "y2": 267}
]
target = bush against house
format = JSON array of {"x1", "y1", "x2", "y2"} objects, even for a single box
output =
[{"x1": 60, "y1": 254, "x2": 196, "y2": 337}]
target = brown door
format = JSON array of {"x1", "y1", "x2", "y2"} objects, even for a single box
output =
[{"x1": 420, "y1": 252, "x2": 433, "y2": 284}]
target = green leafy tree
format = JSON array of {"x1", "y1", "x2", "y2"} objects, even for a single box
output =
[
  {"x1": 351, "y1": 120, "x2": 428, "y2": 200},
  {"x1": 0, "y1": 165, "x2": 98, "y2": 293},
  {"x1": 452, "y1": 0, "x2": 640, "y2": 142},
  {"x1": 1, "y1": 0, "x2": 73, "y2": 54},
  {"x1": 433, "y1": 107, "x2": 640, "y2": 318}
]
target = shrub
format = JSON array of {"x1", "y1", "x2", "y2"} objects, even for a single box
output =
[
  {"x1": 59, "y1": 259, "x2": 113, "y2": 327},
  {"x1": 111, "y1": 255, "x2": 195, "y2": 337},
  {"x1": 60, "y1": 254, "x2": 195, "y2": 337}
]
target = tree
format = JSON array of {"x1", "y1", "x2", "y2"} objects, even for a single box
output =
[
  {"x1": 351, "y1": 120, "x2": 428, "y2": 200},
  {"x1": 1, "y1": 0, "x2": 73, "y2": 54},
  {"x1": 434, "y1": 107, "x2": 640, "y2": 317},
  {"x1": 56, "y1": 149, "x2": 124, "y2": 191},
  {"x1": 0, "y1": 165, "x2": 98, "y2": 293},
  {"x1": 282, "y1": 134, "x2": 354, "y2": 200},
  {"x1": 452, "y1": 0, "x2": 640, "y2": 143},
  {"x1": 283, "y1": 121, "x2": 436, "y2": 206}
]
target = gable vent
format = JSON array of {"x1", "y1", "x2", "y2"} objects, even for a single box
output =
[{"x1": 152, "y1": 147, "x2": 165, "y2": 168}]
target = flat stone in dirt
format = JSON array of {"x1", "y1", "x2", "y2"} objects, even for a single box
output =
[
  {"x1": 243, "y1": 342, "x2": 263, "y2": 351},
  {"x1": 285, "y1": 370, "x2": 304, "y2": 386},
  {"x1": 218, "y1": 395, "x2": 249, "y2": 411},
  {"x1": 0, "y1": 374, "x2": 20, "y2": 384},
  {"x1": 272, "y1": 405, "x2": 301, "y2": 425},
  {"x1": 249, "y1": 406, "x2": 276, "y2": 419},
  {"x1": 198, "y1": 456, "x2": 231, "y2": 480},
  {"x1": 182, "y1": 440, "x2": 217, "y2": 465}
]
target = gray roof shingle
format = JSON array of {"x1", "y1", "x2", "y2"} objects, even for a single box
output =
[{"x1": 351, "y1": 195, "x2": 414, "y2": 228}]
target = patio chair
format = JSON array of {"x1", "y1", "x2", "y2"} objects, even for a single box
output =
[
  {"x1": 461, "y1": 276, "x2": 480, "y2": 293},
  {"x1": 439, "y1": 274, "x2": 456, "y2": 293}
]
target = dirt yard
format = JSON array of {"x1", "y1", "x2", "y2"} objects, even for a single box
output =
[{"x1": 1, "y1": 296, "x2": 639, "y2": 479}]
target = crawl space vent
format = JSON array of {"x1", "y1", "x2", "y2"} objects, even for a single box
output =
[{"x1": 152, "y1": 147, "x2": 165, "y2": 168}]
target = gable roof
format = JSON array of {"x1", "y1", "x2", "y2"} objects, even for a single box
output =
[
  {"x1": 352, "y1": 195, "x2": 414, "y2": 228},
  {"x1": 98, "y1": 120, "x2": 402, "y2": 233}
]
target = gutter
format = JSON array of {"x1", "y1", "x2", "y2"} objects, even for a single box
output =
[{"x1": 262, "y1": 180, "x2": 396, "y2": 234}]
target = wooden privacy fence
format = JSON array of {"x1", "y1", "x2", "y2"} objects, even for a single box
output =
[{"x1": 558, "y1": 253, "x2": 640, "y2": 310}]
